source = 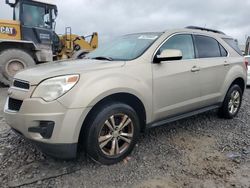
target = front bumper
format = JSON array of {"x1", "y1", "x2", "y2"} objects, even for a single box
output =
[
  {"x1": 12, "y1": 128, "x2": 77, "y2": 159},
  {"x1": 4, "y1": 88, "x2": 91, "y2": 159}
]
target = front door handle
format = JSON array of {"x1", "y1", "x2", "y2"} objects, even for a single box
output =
[
  {"x1": 224, "y1": 61, "x2": 230, "y2": 66},
  {"x1": 191, "y1": 66, "x2": 200, "y2": 72}
]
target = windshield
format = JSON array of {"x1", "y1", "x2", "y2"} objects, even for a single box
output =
[
  {"x1": 86, "y1": 33, "x2": 161, "y2": 61},
  {"x1": 22, "y1": 4, "x2": 52, "y2": 29}
]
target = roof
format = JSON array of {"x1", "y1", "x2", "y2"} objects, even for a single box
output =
[
  {"x1": 31, "y1": 0, "x2": 56, "y2": 6},
  {"x1": 162, "y1": 27, "x2": 232, "y2": 39},
  {"x1": 186, "y1": 26, "x2": 225, "y2": 35}
]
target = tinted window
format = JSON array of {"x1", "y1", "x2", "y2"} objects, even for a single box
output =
[
  {"x1": 223, "y1": 38, "x2": 242, "y2": 55},
  {"x1": 195, "y1": 35, "x2": 221, "y2": 58},
  {"x1": 23, "y1": 4, "x2": 51, "y2": 29},
  {"x1": 158, "y1": 34, "x2": 195, "y2": 60},
  {"x1": 219, "y1": 44, "x2": 228, "y2": 57}
]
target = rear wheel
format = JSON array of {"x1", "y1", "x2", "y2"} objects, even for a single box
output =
[
  {"x1": 218, "y1": 84, "x2": 243, "y2": 119},
  {"x1": 84, "y1": 103, "x2": 140, "y2": 165},
  {"x1": 0, "y1": 49, "x2": 36, "y2": 86}
]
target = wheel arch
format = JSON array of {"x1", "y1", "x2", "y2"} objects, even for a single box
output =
[
  {"x1": 221, "y1": 76, "x2": 246, "y2": 104},
  {"x1": 78, "y1": 92, "x2": 147, "y2": 144},
  {"x1": 220, "y1": 63, "x2": 247, "y2": 102},
  {"x1": 230, "y1": 77, "x2": 245, "y2": 93}
]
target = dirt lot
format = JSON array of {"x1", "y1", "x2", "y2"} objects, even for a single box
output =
[{"x1": 0, "y1": 87, "x2": 250, "y2": 188}]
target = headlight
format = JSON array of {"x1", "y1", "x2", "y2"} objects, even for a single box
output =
[{"x1": 32, "y1": 75, "x2": 79, "y2": 102}]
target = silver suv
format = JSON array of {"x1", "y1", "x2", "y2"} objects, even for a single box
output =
[{"x1": 4, "y1": 26, "x2": 248, "y2": 164}]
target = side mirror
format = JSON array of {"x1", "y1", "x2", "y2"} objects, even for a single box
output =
[
  {"x1": 154, "y1": 49, "x2": 182, "y2": 63},
  {"x1": 5, "y1": 0, "x2": 16, "y2": 7}
]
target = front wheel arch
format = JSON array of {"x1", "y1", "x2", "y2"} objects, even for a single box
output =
[{"x1": 78, "y1": 93, "x2": 147, "y2": 146}]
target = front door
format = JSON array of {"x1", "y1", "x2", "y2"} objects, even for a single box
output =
[{"x1": 152, "y1": 34, "x2": 201, "y2": 121}]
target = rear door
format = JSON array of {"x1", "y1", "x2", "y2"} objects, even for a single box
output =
[
  {"x1": 193, "y1": 35, "x2": 229, "y2": 106},
  {"x1": 152, "y1": 34, "x2": 201, "y2": 121}
]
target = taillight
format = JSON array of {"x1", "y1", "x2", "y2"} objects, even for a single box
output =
[{"x1": 245, "y1": 58, "x2": 249, "y2": 70}]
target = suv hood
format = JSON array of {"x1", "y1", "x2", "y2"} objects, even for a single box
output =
[{"x1": 14, "y1": 59, "x2": 125, "y2": 85}]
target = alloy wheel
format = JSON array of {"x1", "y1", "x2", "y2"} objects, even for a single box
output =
[
  {"x1": 228, "y1": 90, "x2": 241, "y2": 115},
  {"x1": 98, "y1": 113, "x2": 134, "y2": 156}
]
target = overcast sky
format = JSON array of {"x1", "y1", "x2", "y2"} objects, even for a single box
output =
[{"x1": 0, "y1": 0, "x2": 249, "y2": 44}]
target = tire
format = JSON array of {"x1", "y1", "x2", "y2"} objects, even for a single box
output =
[
  {"x1": 84, "y1": 102, "x2": 140, "y2": 165},
  {"x1": 0, "y1": 49, "x2": 36, "y2": 86},
  {"x1": 218, "y1": 84, "x2": 243, "y2": 119}
]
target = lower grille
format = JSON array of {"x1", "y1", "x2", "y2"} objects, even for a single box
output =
[{"x1": 8, "y1": 98, "x2": 23, "y2": 111}]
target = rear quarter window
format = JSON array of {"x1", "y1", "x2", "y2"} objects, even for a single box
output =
[
  {"x1": 219, "y1": 44, "x2": 228, "y2": 57},
  {"x1": 223, "y1": 38, "x2": 242, "y2": 55}
]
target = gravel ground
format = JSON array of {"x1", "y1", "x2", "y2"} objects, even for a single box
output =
[{"x1": 0, "y1": 87, "x2": 250, "y2": 188}]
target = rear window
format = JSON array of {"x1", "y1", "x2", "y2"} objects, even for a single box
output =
[
  {"x1": 194, "y1": 35, "x2": 221, "y2": 58},
  {"x1": 223, "y1": 38, "x2": 242, "y2": 55}
]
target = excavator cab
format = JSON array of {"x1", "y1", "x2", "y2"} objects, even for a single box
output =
[{"x1": 6, "y1": 0, "x2": 58, "y2": 56}]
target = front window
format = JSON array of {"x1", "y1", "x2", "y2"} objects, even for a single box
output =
[
  {"x1": 86, "y1": 33, "x2": 161, "y2": 61},
  {"x1": 22, "y1": 4, "x2": 51, "y2": 29},
  {"x1": 158, "y1": 34, "x2": 195, "y2": 60}
]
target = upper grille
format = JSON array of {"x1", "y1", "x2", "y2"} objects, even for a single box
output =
[
  {"x1": 8, "y1": 98, "x2": 23, "y2": 111},
  {"x1": 13, "y1": 80, "x2": 30, "y2": 90}
]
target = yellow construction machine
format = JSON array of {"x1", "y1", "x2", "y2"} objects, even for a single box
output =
[{"x1": 0, "y1": 0, "x2": 98, "y2": 85}]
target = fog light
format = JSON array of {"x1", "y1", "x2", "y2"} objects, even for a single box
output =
[{"x1": 28, "y1": 121, "x2": 55, "y2": 139}]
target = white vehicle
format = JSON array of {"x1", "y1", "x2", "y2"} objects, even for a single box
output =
[{"x1": 245, "y1": 56, "x2": 250, "y2": 86}]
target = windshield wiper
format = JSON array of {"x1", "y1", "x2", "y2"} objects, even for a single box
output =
[{"x1": 91, "y1": 56, "x2": 113, "y2": 61}]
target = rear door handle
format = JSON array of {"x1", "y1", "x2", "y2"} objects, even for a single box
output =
[
  {"x1": 224, "y1": 61, "x2": 230, "y2": 66},
  {"x1": 191, "y1": 66, "x2": 200, "y2": 72}
]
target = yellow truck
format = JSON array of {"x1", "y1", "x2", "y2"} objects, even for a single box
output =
[{"x1": 0, "y1": 0, "x2": 98, "y2": 85}]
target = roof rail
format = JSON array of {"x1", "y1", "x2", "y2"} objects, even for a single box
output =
[{"x1": 186, "y1": 26, "x2": 226, "y2": 35}]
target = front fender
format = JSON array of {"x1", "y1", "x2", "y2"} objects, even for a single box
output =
[{"x1": 58, "y1": 66, "x2": 153, "y2": 122}]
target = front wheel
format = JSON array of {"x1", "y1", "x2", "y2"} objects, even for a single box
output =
[
  {"x1": 84, "y1": 103, "x2": 140, "y2": 165},
  {"x1": 0, "y1": 49, "x2": 35, "y2": 86},
  {"x1": 218, "y1": 84, "x2": 243, "y2": 119}
]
